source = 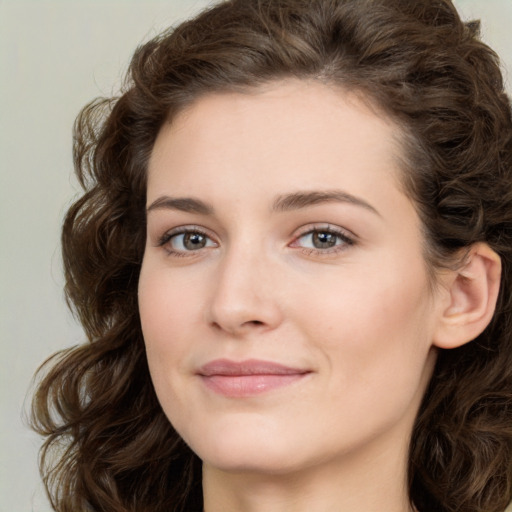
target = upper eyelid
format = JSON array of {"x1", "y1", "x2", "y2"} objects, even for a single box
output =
[
  {"x1": 291, "y1": 223, "x2": 356, "y2": 239},
  {"x1": 162, "y1": 224, "x2": 215, "y2": 237}
]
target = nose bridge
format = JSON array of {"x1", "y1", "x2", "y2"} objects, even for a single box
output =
[{"x1": 208, "y1": 236, "x2": 282, "y2": 334}]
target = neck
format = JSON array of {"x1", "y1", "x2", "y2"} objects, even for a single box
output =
[{"x1": 202, "y1": 432, "x2": 414, "y2": 512}]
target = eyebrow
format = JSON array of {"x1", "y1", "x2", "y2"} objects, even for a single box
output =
[
  {"x1": 146, "y1": 189, "x2": 380, "y2": 217},
  {"x1": 147, "y1": 196, "x2": 214, "y2": 215},
  {"x1": 272, "y1": 190, "x2": 380, "y2": 216}
]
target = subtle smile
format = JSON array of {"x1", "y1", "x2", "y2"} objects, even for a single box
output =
[{"x1": 197, "y1": 359, "x2": 312, "y2": 398}]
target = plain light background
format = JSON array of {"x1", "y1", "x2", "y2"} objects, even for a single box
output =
[{"x1": 1, "y1": 1, "x2": 511, "y2": 511}]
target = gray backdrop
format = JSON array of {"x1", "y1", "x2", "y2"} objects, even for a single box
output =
[{"x1": 1, "y1": 1, "x2": 511, "y2": 510}]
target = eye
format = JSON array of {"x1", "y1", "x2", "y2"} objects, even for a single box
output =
[
  {"x1": 290, "y1": 226, "x2": 354, "y2": 254},
  {"x1": 158, "y1": 227, "x2": 217, "y2": 255},
  {"x1": 302, "y1": 231, "x2": 339, "y2": 249}
]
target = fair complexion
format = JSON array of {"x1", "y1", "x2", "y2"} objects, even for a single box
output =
[{"x1": 138, "y1": 80, "x2": 500, "y2": 512}]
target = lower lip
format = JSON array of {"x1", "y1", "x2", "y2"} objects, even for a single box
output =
[{"x1": 200, "y1": 373, "x2": 308, "y2": 398}]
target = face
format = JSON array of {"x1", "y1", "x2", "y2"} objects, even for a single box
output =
[{"x1": 138, "y1": 80, "x2": 441, "y2": 477}]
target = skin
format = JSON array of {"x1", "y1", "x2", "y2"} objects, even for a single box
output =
[{"x1": 138, "y1": 79, "x2": 450, "y2": 512}]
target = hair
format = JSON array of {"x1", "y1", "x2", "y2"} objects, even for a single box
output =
[{"x1": 30, "y1": 0, "x2": 512, "y2": 511}]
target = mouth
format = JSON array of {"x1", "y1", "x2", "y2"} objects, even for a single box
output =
[{"x1": 197, "y1": 359, "x2": 312, "y2": 398}]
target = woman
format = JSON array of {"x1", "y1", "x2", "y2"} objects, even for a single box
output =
[{"x1": 31, "y1": 0, "x2": 512, "y2": 511}]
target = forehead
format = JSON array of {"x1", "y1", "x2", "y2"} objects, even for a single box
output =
[{"x1": 147, "y1": 79, "x2": 406, "y2": 203}]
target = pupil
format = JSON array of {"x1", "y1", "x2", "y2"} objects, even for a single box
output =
[
  {"x1": 184, "y1": 232, "x2": 206, "y2": 250},
  {"x1": 313, "y1": 231, "x2": 336, "y2": 249}
]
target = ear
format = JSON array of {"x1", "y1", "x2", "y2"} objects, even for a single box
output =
[{"x1": 433, "y1": 243, "x2": 501, "y2": 349}]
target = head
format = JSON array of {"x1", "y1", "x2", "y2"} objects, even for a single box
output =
[{"x1": 32, "y1": 1, "x2": 512, "y2": 511}]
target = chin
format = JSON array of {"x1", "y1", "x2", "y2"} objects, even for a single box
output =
[
  {"x1": 181, "y1": 418, "x2": 309, "y2": 475},
  {"x1": 202, "y1": 449, "x2": 306, "y2": 476}
]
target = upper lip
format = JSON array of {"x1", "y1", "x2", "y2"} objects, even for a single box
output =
[{"x1": 198, "y1": 359, "x2": 310, "y2": 376}]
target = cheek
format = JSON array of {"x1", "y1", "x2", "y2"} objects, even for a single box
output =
[
  {"x1": 138, "y1": 262, "x2": 204, "y2": 431},
  {"x1": 138, "y1": 262, "x2": 196, "y2": 385},
  {"x1": 296, "y1": 253, "x2": 435, "y2": 390},
  {"x1": 139, "y1": 260, "x2": 201, "y2": 342}
]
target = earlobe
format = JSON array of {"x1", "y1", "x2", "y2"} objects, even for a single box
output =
[{"x1": 433, "y1": 243, "x2": 501, "y2": 349}]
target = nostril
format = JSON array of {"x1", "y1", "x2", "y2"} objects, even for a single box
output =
[{"x1": 210, "y1": 318, "x2": 266, "y2": 334}]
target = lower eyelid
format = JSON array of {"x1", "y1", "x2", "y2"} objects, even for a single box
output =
[
  {"x1": 298, "y1": 247, "x2": 346, "y2": 258},
  {"x1": 160, "y1": 238, "x2": 217, "y2": 259}
]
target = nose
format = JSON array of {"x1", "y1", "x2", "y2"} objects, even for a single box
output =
[{"x1": 206, "y1": 243, "x2": 284, "y2": 336}]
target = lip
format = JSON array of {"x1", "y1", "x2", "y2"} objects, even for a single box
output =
[{"x1": 197, "y1": 359, "x2": 311, "y2": 398}]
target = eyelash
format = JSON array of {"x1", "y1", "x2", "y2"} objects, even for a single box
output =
[
  {"x1": 290, "y1": 224, "x2": 355, "y2": 257},
  {"x1": 157, "y1": 226, "x2": 217, "y2": 257},
  {"x1": 156, "y1": 224, "x2": 355, "y2": 258}
]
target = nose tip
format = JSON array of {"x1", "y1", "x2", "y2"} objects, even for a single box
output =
[{"x1": 209, "y1": 293, "x2": 281, "y2": 336}]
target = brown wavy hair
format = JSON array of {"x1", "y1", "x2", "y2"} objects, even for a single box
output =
[{"x1": 30, "y1": 0, "x2": 512, "y2": 511}]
